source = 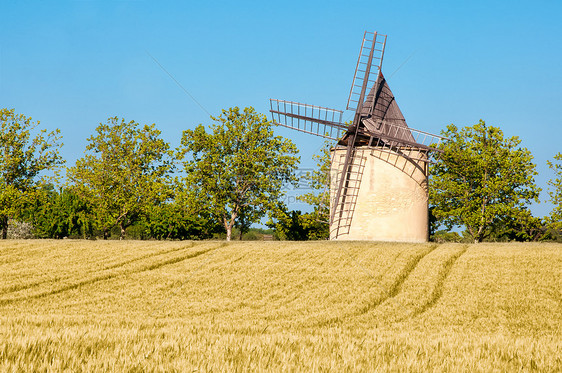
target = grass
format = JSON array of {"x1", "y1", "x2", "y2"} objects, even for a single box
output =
[{"x1": 0, "y1": 240, "x2": 560, "y2": 371}]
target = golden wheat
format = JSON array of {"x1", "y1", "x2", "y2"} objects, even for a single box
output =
[{"x1": 0, "y1": 240, "x2": 560, "y2": 371}]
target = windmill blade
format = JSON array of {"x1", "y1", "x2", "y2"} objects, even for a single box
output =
[
  {"x1": 350, "y1": 72, "x2": 446, "y2": 157},
  {"x1": 362, "y1": 118, "x2": 445, "y2": 152},
  {"x1": 269, "y1": 99, "x2": 346, "y2": 140},
  {"x1": 329, "y1": 114, "x2": 365, "y2": 238},
  {"x1": 360, "y1": 118, "x2": 446, "y2": 164},
  {"x1": 347, "y1": 31, "x2": 387, "y2": 112}
]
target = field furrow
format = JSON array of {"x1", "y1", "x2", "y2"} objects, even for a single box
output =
[
  {"x1": 0, "y1": 243, "x2": 220, "y2": 305},
  {"x1": 409, "y1": 245, "x2": 468, "y2": 317},
  {"x1": 351, "y1": 244, "x2": 472, "y2": 324},
  {"x1": 0, "y1": 243, "x2": 194, "y2": 296},
  {"x1": 355, "y1": 244, "x2": 438, "y2": 316}
]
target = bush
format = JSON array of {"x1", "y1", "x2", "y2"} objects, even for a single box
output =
[{"x1": 431, "y1": 230, "x2": 462, "y2": 243}]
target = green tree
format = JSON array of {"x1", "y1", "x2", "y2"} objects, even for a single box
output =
[
  {"x1": 134, "y1": 194, "x2": 223, "y2": 240},
  {"x1": 0, "y1": 109, "x2": 64, "y2": 238},
  {"x1": 547, "y1": 153, "x2": 562, "y2": 233},
  {"x1": 267, "y1": 206, "x2": 329, "y2": 240},
  {"x1": 489, "y1": 208, "x2": 550, "y2": 242},
  {"x1": 297, "y1": 141, "x2": 331, "y2": 223},
  {"x1": 67, "y1": 117, "x2": 174, "y2": 239},
  {"x1": 23, "y1": 185, "x2": 93, "y2": 239},
  {"x1": 179, "y1": 107, "x2": 299, "y2": 241},
  {"x1": 430, "y1": 120, "x2": 540, "y2": 243}
]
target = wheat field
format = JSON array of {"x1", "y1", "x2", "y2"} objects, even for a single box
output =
[{"x1": 0, "y1": 240, "x2": 560, "y2": 372}]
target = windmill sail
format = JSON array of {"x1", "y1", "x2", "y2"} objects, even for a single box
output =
[
  {"x1": 269, "y1": 99, "x2": 346, "y2": 140},
  {"x1": 347, "y1": 32, "x2": 387, "y2": 111}
]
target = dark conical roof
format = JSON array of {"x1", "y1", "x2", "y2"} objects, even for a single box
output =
[{"x1": 360, "y1": 72, "x2": 414, "y2": 143}]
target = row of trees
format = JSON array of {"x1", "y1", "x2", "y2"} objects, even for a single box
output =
[
  {"x1": 1, "y1": 107, "x2": 298, "y2": 240},
  {"x1": 1, "y1": 106, "x2": 561, "y2": 242}
]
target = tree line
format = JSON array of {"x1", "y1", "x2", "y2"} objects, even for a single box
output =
[
  {"x1": 1, "y1": 107, "x2": 561, "y2": 242},
  {"x1": 1, "y1": 107, "x2": 297, "y2": 240}
]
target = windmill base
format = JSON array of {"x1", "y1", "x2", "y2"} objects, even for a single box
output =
[{"x1": 330, "y1": 147, "x2": 429, "y2": 242}]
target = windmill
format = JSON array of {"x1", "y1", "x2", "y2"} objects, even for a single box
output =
[{"x1": 270, "y1": 31, "x2": 445, "y2": 242}]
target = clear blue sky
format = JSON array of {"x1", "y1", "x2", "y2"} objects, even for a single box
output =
[{"x1": 1, "y1": 0, "x2": 561, "y2": 216}]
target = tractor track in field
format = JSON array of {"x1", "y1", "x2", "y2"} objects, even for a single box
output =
[
  {"x1": 408, "y1": 245, "x2": 468, "y2": 318},
  {"x1": 0, "y1": 244, "x2": 222, "y2": 306},
  {"x1": 0, "y1": 243, "x2": 195, "y2": 296},
  {"x1": 313, "y1": 245, "x2": 438, "y2": 327},
  {"x1": 354, "y1": 244, "x2": 438, "y2": 316}
]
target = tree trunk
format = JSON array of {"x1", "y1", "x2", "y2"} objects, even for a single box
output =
[
  {"x1": 103, "y1": 228, "x2": 109, "y2": 240},
  {"x1": 1, "y1": 215, "x2": 7, "y2": 239},
  {"x1": 223, "y1": 211, "x2": 237, "y2": 242},
  {"x1": 226, "y1": 225, "x2": 232, "y2": 241},
  {"x1": 119, "y1": 221, "x2": 126, "y2": 240}
]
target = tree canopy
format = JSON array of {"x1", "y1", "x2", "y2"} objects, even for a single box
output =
[
  {"x1": 429, "y1": 120, "x2": 540, "y2": 243},
  {"x1": 67, "y1": 117, "x2": 174, "y2": 239},
  {"x1": 178, "y1": 107, "x2": 299, "y2": 241},
  {"x1": 0, "y1": 109, "x2": 64, "y2": 238}
]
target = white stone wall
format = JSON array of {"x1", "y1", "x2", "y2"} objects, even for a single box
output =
[{"x1": 330, "y1": 146, "x2": 429, "y2": 242}]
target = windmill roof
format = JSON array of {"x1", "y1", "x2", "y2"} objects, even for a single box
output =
[{"x1": 359, "y1": 72, "x2": 414, "y2": 143}]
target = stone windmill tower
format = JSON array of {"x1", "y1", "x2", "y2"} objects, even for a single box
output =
[{"x1": 270, "y1": 31, "x2": 444, "y2": 242}]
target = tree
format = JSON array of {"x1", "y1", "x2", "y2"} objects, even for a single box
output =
[
  {"x1": 22, "y1": 185, "x2": 93, "y2": 239},
  {"x1": 137, "y1": 201, "x2": 222, "y2": 240},
  {"x1": 297, "y1": 141, "x2": 331, "y2": 223},
  {"x1": 268, "y1": 208, "x2": 309, "y2": 240},
  {"x1": 267, "y1": 141, "x2": 333, "y2": 241},
  {"x1": 430, "y1": 120, "x2": 540, "y2": 243},
  {"x1": 267, "y1": 206, "x2": 329, "y2": 240},
  {"x1": 547, "y1": 153, "x2": 562, "y2": 233},
  {"x1": 0, "y1": 109, "x2": 64, "y2": 238},
  {"x1": 179, "y1": 107, "x2": 299, "y2": 241},
  {"x1": 67, "y1": 117, "x2": 174, "y2": 239},
  {"x1": 488, "y1": 209, "x2": 551, "y2": 242}
]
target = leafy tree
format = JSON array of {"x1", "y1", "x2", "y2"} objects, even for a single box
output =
[
  {"x1": 67, "y1": 117, "x2": 174, "y2": 239},
  {"x1": 265, "y1": 141, "x2": 333, "y2": 241},
  {"x1": 431, "y1": 229, "x2": 463, "y2": 243},
  {"x1": 137, "y1": 202, "x2": 223, "y2": 240},
  {"x1": 268, "y1": 208, "x2": 308, "y2": 240},
  {"x1": 297, "y1": 141, "x2": 331, "y2": 225},
  {"x1": 547, "y1": 153, "x2": 562, "y2": 233},
  {"x1": 22, "y1": 185, "x2": 93, "y2": 239},
  {"x1": 270, "y1": 140, "x2": 333, "y2": 241},
  {"x1": 179, "y1": 107, "x2": 299, "y2": 241},
  {"x1": 489, "y1": 209, "x2": 551, "y2": 242},
  {"x1": 430, "y1": 120, "x2": 540, "y2": 243},
  {"x1": 267, "y1": 206, "x2": 329, "y2": 240},
  {"x1": 0, "y1": 108, "x2": 64, "y2": 238}
]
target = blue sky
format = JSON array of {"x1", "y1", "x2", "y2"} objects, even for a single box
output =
[{"x1": 1, "y1": 0, "x2": 561, "y2": 216}]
